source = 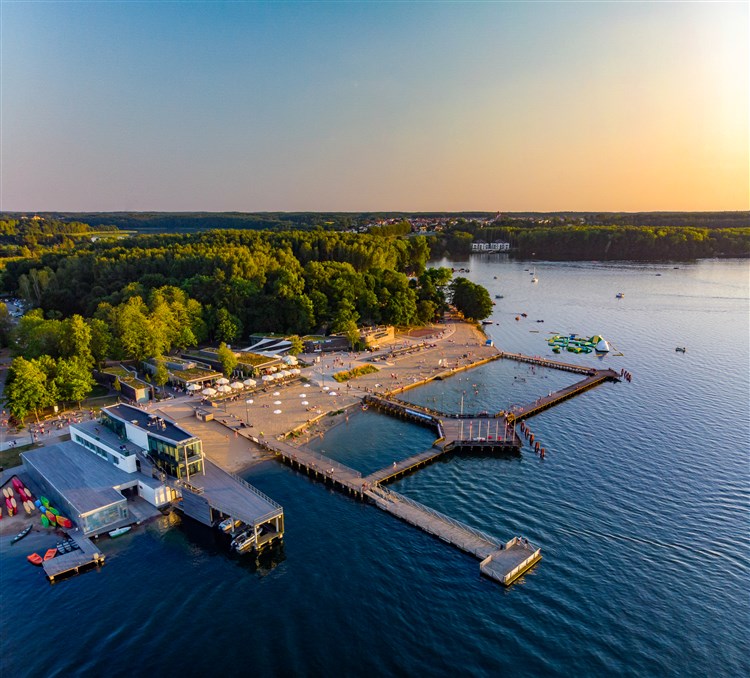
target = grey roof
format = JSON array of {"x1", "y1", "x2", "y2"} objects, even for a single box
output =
[
  {"x1": 105, "y1": 403, "x2": 197, "y2": 444},
  {"x1": 196, "y1": 459, "x2": 282, "y2": 526},
  {"x1": 22, "y1": 442, "x2": 130, "y2": 517}
]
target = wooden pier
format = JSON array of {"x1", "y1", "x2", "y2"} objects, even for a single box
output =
[
  {"x1": 206, "y1": 346, "x2": 625, "y2": 586},
  {"x1": 43, "y1": 533, "x2": 105, "y2": 583},
  {"x1": 256, "y1": 437, "x2": 365, "y2": 496},
  {"x1": 367, "y1": 486, "x2": 540, "y2": 585},
  {"x1": 363, "y1": 393, "x2": 523, "y2": 455},
  {"x1": 497, "y1": 351, "x2": 596, "y2": 375},
  {"x1": 363, "y1": 394, "x2": 443, "y2": 431},
  {"x1": 363, "y1": 447, "x2": 449, "y2": 485},
  {"x1": 508, "y1": 368, "x2": 620, "y2": 421}
]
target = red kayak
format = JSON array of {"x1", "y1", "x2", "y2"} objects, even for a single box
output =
[{"x1": 27, "y1": 553, "x2": 43, "y2": 566}]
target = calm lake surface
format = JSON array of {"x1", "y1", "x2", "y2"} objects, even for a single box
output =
[{"x1": 2, "y1": 258, "x2": 748, "y2": 677}]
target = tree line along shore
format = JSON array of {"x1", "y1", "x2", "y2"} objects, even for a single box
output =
[{"x1": 0, "y1": 213, "x2": 745, "y2": 424}]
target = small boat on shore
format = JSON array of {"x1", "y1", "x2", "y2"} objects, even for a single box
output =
[
  {"x1": 12, "y1": 524, "x2": 33, "y2": 544},
  {"x1": 109, "y1": 526, "x2": 132, "y2": 538}
]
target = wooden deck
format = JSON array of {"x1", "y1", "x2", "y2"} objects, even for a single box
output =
[
  {"x1": 497, "y1": 351, "x2": 596, "y2": 375},
  {"x1": 256, "y1": 437, "x2": 365, "y2": 496},
  {"x1": 42, "y1": 532, "x2": 105, "y2": 582},
  {"x1": 440, "y1": 418, "x2": 523, "y2": 451},
  {"x1": 363, "y1": 447, "x2": 449, "y2": 485},
  {"x1": 367, "y1": 487, "x2": 540, "y2": 585},
  {"x1": 480, "y1": 538, "x2": 542, "y2": 585},
  {"x1": 509, "y1": 368, "x2": 620, "y2": 421}
]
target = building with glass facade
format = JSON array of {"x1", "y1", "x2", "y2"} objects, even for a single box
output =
[{"x1": 100, "y1": 404, "x2": 204, "y2": 481}]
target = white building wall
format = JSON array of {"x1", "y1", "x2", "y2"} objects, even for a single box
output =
[
  {"x1": 70, "y1": 428, "x2": 138, "y2": 473},
  {"x1": 123, "y1": 422, "x2": 149, "y2": 450},
  {"x1": 137, "y1": 480, "x2": 171, "y2": 507}
]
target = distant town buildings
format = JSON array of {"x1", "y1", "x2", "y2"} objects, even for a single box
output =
[{"x1": 471, "y1": 240, "x2": 511, "y2": 252}]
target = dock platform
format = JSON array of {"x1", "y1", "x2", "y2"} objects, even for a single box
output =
[
  {"x1": 367, "y1": 487, "x2": 540, "y2": 585},
  {"x1": 480, "y1": 538, "x2": 542, "y2": 585},
  {"x1": 43, "y1": 533, "x2": 105, "y2": 582},
  {"x1": 508, "y1": 368, "x2": 620, "y2": 421},
  {"x1": 171, "y1": 458, "x2": 285, "y2": 547}
]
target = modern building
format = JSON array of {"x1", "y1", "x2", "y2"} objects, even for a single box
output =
[
  {"x1": 100, "y1": 404, "x2": 204, "y2": 481},
  {"x1": 22, "y1": 441, "x2": 168, "y2": 536},
  {"x1": 23, "y1": 403, "x2": 284, "y2": 549},
  {"x1": 98, "y1": 365, "x2": 152, "y2": 403}
]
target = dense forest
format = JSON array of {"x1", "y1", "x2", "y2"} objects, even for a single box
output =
[
  {"x1": 430, "y1": 224, "x2": 749, "y2": 260},
  {"x1": 1, "y1": 230, "x2": 449, "y2": 342},
  {"x1": 0, "y1": 218, "x2": 120, "y2": 259}
]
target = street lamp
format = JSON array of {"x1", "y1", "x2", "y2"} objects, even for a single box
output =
[{"x1": 245, "y1": 399, "x2": 254, "y2": 424}]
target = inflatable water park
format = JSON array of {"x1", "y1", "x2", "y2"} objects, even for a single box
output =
[{"x1": 547, "y1": 334, "x2": 610, "y2": 354}]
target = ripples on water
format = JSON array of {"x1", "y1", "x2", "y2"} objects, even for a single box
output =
[{"x1": 1, "y1": 259, "x2": 748, "y2": 676}]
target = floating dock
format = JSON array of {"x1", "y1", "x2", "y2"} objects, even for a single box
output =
[{"x1": 42, "y1": 533, "x2": 105, "y2": 583}]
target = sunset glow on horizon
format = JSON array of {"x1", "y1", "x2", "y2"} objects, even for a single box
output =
[{"x1": 1, "y1": 1, "x2": 747, "y2": 212}]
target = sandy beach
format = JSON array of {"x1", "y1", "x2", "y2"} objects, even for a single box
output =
[{"x1": 155, "y1": 318, "x2": 497, "y2": 473}]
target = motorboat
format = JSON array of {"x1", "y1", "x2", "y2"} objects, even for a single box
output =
[
  {"x1": 675, "y1": 347, "x2": 687, "y2": 353},
  {"x1": 219, "y1": 517, "x2": 243, "y2": 533},
  {"x1": 232, "y1": 532, "x2": 257, "y2": 553},
  {"x1": 108, "y1": 526, "x2": 132, "y2": 538},
  {"x1": 616, "y1": 292, "x2": 624, "y2": 299}
]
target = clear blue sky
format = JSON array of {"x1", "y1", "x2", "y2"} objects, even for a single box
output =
[{"x1": 1, "y1": 0, "x2": 747, "y2": 212}]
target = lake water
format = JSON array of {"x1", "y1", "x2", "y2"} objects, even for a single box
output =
[{"x1": 2, "y1": 257, "x2": 748, "y2": 677}]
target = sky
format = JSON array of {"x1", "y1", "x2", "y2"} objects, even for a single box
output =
[{"x1": 1, "y1": 0, "x2": 748, "y2": 213}]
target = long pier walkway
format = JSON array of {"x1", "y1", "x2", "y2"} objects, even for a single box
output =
[
  {"x1": 497, "y1": 351, "x2": 596, "y2": 375},
  {"x1": 363, "y1": 447, "x2": 447, "y2": 486},
  {"x1": 367, "y1": 486, "x2": 541, "y2": 585},
  {"x1": 254, "y1": 436, "x2": 365, "y2": 496},
  {"x1": 509, "y1": 368, "x2": 620, "y2": 421},
  {"x1": 205, "y1": 346, "x2": 625, "y2": 586}
]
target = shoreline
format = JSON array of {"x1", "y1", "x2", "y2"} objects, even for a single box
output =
[{"x1": 171, "y1": 318, "x2": 499, "y2": 475}]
